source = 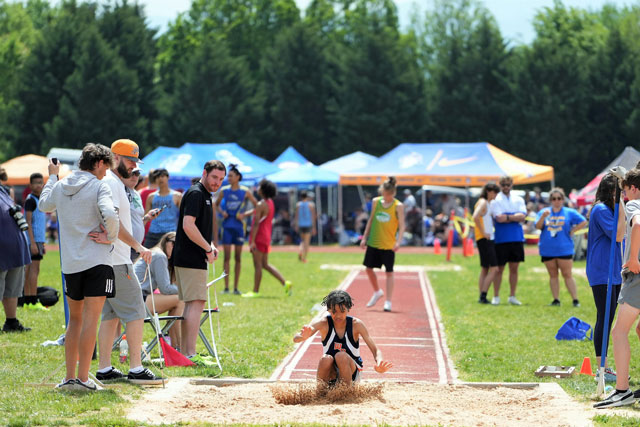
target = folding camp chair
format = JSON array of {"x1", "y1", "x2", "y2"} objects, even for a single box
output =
[{"x1": 198, "y1": 307, "x2": 221, "y2": 369}]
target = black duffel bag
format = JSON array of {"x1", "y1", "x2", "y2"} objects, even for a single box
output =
[{"x1": 18, "y1": 286, "x2": 60, "y2": 307}]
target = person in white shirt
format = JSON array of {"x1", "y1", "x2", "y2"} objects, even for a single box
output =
[{"x1": 489, "y1": 176, "x2": 527, "y2": 306}]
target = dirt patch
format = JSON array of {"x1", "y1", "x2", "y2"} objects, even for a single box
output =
[{"x1": 127, "y1": 378, "x2": 599, "y2": 426}]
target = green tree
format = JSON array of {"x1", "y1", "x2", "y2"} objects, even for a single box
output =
[{"x1": 155, "y1": 36, "x2": 262, "y2": 150}]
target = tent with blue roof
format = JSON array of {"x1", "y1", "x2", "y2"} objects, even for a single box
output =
[
  {"x1": 339, "y1": 142, "x2": 554, "y2": 186},
  {"x1": 266, "y1": 164, "x2": 339, "y2": 186},
  {"x1": 273, "y1": 146, "x2": 313, "y2": 169},
  {"x1": 320, "y1": 151, "x2": 377, "y2": 173},
  {"x1": 141, "y1": 143, "x2": 278, "y2": 190}
]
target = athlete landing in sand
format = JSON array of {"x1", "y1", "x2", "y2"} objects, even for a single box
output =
[{"x1": 293, "y1": 290, "x2": 393, "y2": 387}]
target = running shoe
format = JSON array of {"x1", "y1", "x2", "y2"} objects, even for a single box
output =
[
  {"x1": 383, "y1": 301, "x2": 392, "y2": 312},
  {"x1": 284, "y1": 280, "x2": 293, "y2": 296},
  {"x1": 74, "y1": 378, "x2": 104, "y2": 391},
  {"x1": 55, "y1": 378, "x2": 77, "y2": 392},
  {"x1": 366, "y1": 290, "x2": 384, "y2": 307},
  {"x1": 96, "y1": 367, "x2": 126, "y2": 382},
  {"x1": 633, "y1": 388, "x2": 640, "y2": 401},
  {"x1": 491, "y1": 296, "x2": 500, "y2": 305},
  {"x1": 550, "y1": 299, "x2": 561, "y2": 306},
  {"x1": 478, "y1": 297, "x2": 490, "y2": 304},
  {"x1": 508, "y1": 296, "x2": 522, "y2": 306},
  {"x1": 222, "y1": 289, "x2": 230, "y2": 294},
  {"x1": 24, "y1": 301, "x2": 49, "y2": 311},
  {"x1": 127, "y1": 368, "x2": 164, "y2": 385},
  {"x1": 573, "y1": 299, "x2": 581, "y2": 307},
  {"x1": 233, "y1": 289, "x2": 242, "y2": 295},
  {"x1": 189, "y1": 354, "x2": 215, "y2": 367},
  {"x1": 241, "y1": 291, "x2": 260, "y2": 298},
  {"x1": 594, "y1": 389, "x2": 634, "y2": 408},
  {"x1": 2, "y1": 321, "x2": 31, "y2": 332}
]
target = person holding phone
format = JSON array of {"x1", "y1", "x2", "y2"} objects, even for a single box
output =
[{"x1": 144, "y1": 169, "x2": 182, "y2": 248}]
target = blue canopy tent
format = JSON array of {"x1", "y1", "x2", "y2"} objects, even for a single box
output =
[
  {"x1": 266, "y1": 164, "x2": 339, "y2": 244},
  {"x1": 319, "y1": 151, "x2": 377, "y2": 173},
  {"x1": 273, "y1": 146, "x2": 313, "y2": 169},
  {"x1": 141, "y1": 143, "x2": 278, "y2": 190}
]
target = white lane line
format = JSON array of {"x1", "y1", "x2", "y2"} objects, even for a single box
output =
[
  {"x1": 418, "y1": 270, "x2": 448, "y2": 384},
  {"x1": 270, "y1": 268, "x2": 360, "y2": 381},
  {"x1": 423, "y1": 271, "x2": 459, "y2": 383}
]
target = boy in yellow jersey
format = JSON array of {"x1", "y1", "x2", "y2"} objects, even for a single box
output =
[
  {"x1": 472, "y1": 182, "x2": 500, "y2": 304},
  {"x1": 360, "y1": 177, "x2": 405, "y2": 312}
]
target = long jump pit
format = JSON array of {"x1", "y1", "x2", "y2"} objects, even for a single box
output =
[{"x1": 126, "y1": 267, "x2": 600, "y2": 426}]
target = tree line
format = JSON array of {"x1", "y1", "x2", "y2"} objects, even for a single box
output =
[{"x1": 1, "y1": 0, "x2": 639, "y2": 189}]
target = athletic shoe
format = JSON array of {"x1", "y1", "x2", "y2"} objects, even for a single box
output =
[
  {"x1": 633, "y1": 388, "x2": 640, "y2": 401},
  {"x1": 222, "y1": 289, "x2": 230, "y2": 294},
  {"x1": 24, "y1": 302, "x2": 49, "y2": 311},
  {"x1": 127, "y1": 368, "x2": 164, "y2": 385},
  {"x1": 189, "y1": 354, "x2": 215, "y2": 367},
  {"x1": 550, "y1": 299, "x2": 561, "y2": 306},
  {"x1": 74, "y1": 378, "x2": 104, "y2": 391},
  {"x1": 594, "y1": 368, "x2": 618, "y2": 383},
  {"x1": 241, "y1": 291, "x2": 260, "y2": 298},
  {"x1": 55, "y1": 378, "x2": 77, "y2": 392},
  {"x1": 233, "y1": 289, "x2": 242, "y2": 295},
  {"x1": 96, "y1": 367, "x2": 126, "y2": 382},
  {"x1": 367, "y1": 290, "x2": 384, "y2": 307},
  {"x1": 508, "y1": 296, "x2": 522, "y2": 306},
  {"x1": 284, "y1": 280, "x2": 293, "y2": 296},
  {"x1": 2, "y1": 321, "x2": 31, "y2": 332},
  {"x1": 594, "y1": 389, "x2": 634, "y2": 408},
  {"x1": 478, "y1": 297, "x2": 490, "y2": 304},
  {"x1": 573, "y1": 299, "x2": 581, "y2": 307},
  {"x1": 491, "y1": 296, "x2": 500, "y2": 305},
  {"x1": 383, "y1": 301, "x2": 392, "y2": 312}
]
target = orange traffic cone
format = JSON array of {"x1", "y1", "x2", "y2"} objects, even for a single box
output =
[
  {"x1": 580, "y1": 356, "x2": 594, "y2": 376},
  {"x1": 434, "y1": 238, "x2": 442, "y2": 254},
  {"x1": 467, "y1": 238, "x2": 474, "y2": 256}
]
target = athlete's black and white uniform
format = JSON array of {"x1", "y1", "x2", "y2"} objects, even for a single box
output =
[{"x1": 322, "y1": 314, "x2": 364, "y2": 381}]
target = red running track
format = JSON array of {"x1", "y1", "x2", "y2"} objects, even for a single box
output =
[{"x1": 271, "y1": 268, "x2": 457, "y2": 383}]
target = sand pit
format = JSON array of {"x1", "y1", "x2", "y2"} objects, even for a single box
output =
[{"x1": 126, "y1": 378, "x2": 601, "y2": 426}]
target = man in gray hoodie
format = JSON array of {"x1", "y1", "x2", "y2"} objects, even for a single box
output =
[{"x1": 39, "y1": 143, "x2": 119, "y2": 391}]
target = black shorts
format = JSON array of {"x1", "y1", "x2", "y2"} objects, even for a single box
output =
[
  {"x1": 495, "y1": 241, "x2": 525, "y2": 266},
  {"x1": 31, "y1": 242, "x2": 45, "y2": 261},
  {"x1": 299, "y1": 226, "x2": 312, "y2": 234},
  {"x1": 477, "y1": 238, "x2": 498, "y2": 268},
  {"x1": 363, "y1": 246, "x2": 395, "y2": 272},
  {"x1": 541, "y1": 255, "x2": 573, "y2": 263},
  {"x1": 64, "y1": 264, "x2": 115, "y2": 301}
]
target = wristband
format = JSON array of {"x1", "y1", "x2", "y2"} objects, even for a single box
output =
[{"x1": 206, "y1": 247, "x2": 213, "y2": 254}]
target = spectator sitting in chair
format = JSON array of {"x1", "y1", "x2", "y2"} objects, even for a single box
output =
[{"x1": 134, "y1": 231, "x2": 183, "y2": 350}]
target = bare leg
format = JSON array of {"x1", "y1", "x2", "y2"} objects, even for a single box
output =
[
  {"x1": 64, "y1": 298, "x2": 83, "y2": 381},
  {"x1": 493, "y1": 266, "x2": 505, "y2": 297},
  {"x1": 302, "y1": 232, "x2": 311, "y2": 262},
  {"x1": 385, "y1": 272, "x2": 395, "y2": 301},
  {"x1": 543, "y1": 259, "x2": 560, "y2": 300},
  {"x1": 478, "y1": 267, "x2": 488, "y2": 294},
  {"x1": 335, "y1": 351, "x2": 357, "y2": 386},
  {"x1": 558, "y1": 259, "x2": 578, "y2": 300},
  {"x1": 316, "y1": 354, "x2": 336, "y2": 390},
  {"x1": 168, "y1": 301, "x2": 184, "y2": 348},
  {"x1": 508, "y1": 262, "x2": 519, "y2": 297},
  {"x1": 145, "y1": 294, "x2": 184, "y2": 348},
  {"x1": 233, "y1": 245, "x2": 242, "y2": 291},
  {"x1": 125, "y1": 319, "x2": 144, "y2": 369},
  {"x1": 180, "y1": 300, "x2": 205, "y2": 356},
  {"x1": 612, "y1": 303, "x2": 640, "y2": 390},
  {"x1": 98, "y1": 318, "x2": 120, "y2": 370},
  {"x1": 252, "y1": 250, "x2": 263, "y2": 293},
  {"x1": 77, "y1": 296, "x2": 106, "y2": 382},
  {"x1": 481, "y1": 266, "x2": 498, "y2": 293},
  {"x1": 262, "y1": 252, "x2": 286, "y2": 285},
  {"x1": 1, "y1": 297, "x2": 17, "y2": 319},
  {"x1": 24, "y1": 260, "x2": 40, "y2": 297},
  {"x1": 365, "y1": 267, "x2": 380, "y2": 292}
]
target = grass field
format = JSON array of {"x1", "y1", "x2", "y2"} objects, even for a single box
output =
[{"x1": 1, "y1": 248, "x2": 640, "y2": 425}]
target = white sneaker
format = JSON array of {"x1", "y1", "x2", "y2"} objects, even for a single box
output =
[
  {"x1": 383, "y1": 301, "x2": 392, "y2": 312},
  {"x1": 491, "y1": 296, "x2": 500, "y2": 305},
  {"x1": 508, "y1": 296, "x2": 522, "y2": 306},
  {"x1": 366, "y1": 290, "x2": 384, "y2": 307}
]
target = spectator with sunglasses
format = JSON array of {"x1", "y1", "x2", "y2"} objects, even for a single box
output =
[
  {"x1": 489, "y1": 176, "x2": 527, "y2": 305},
  {"x1": 535, "y1": 187, "x2": 587, "y2": 306}
]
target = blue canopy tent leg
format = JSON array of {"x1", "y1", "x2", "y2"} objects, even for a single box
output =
[
  {"x1": 422, "y1": 188, "x2": 426, "y2": 246},
  {"x1": 316, "y1": 184, "x2": 323, "y2": 245}
]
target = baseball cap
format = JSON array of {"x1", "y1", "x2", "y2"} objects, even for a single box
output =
[{"x1": 111, "y1": 139, "x2": 143, "y2": 163}]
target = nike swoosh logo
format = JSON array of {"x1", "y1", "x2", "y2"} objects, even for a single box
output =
[{"x1": 438, "y1": 156, "x2": 477, "y2": 167}]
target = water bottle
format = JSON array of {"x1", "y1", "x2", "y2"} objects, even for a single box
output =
[{"x1": 119, "y1": 335, "x2": 129, "y2": 364}]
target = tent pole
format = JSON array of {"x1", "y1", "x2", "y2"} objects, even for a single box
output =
[
  {"x1": 338, "y1": 184, "x2": 343, "y2": 230},
  {"x1": 357, "y1": 185, "x2": 366, "y2": 208},
  {"x1": 317, "y1": 184, "x2": 323, "y2": 245},
  {"x1": 422, "y1": 186, "x2": 426, "y2": 246}
]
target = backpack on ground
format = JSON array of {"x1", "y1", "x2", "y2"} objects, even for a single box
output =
[{"x1": 555, "y1": 316, "x2": 592, "y2": 341}]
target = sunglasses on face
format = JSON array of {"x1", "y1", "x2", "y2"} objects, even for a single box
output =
[
  {"x1": 551, "y1": 197, "x2": 563, "y2": 201},
  {"x1": 500, "y1": 183, "x2": 512, "y2": 187}
]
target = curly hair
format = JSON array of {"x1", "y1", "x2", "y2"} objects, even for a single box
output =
[
  {"x1": 258, "y1": 179, "x2": 277, "y2": 199},
  {"x1": 322, "y1": 290, "x2": 353, "y2": 311}
]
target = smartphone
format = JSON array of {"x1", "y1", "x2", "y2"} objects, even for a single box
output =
[
  {"x1": 159, "y1": 204, "x2": 168, "y2": 212},
  {"x1": 51, "y1": 157, "x2": 58, "y2": 165}
]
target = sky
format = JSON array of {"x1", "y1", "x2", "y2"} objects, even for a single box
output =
[{"x1": 140, "y1": 0, "x2": 633, "y2": 44}]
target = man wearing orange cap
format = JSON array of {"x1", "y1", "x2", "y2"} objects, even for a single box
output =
[{"x1": 93, "y1": 139, "x2": 162, "y2": 385}]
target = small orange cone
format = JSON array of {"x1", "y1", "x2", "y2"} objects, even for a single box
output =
[
  {"x1": 434, "y1": 238, "x2": 442, "y2": 254},
  {"x1": 580, "y1": 357, "x2": 594, "y2": 376},
  {"x1": 467, "y1": 238, "x2": 474, "y2": 256}
]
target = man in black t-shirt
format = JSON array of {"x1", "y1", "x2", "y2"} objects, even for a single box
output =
[{"x1": 174, "y1": 160, "x2": 226, "y2": 360}]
